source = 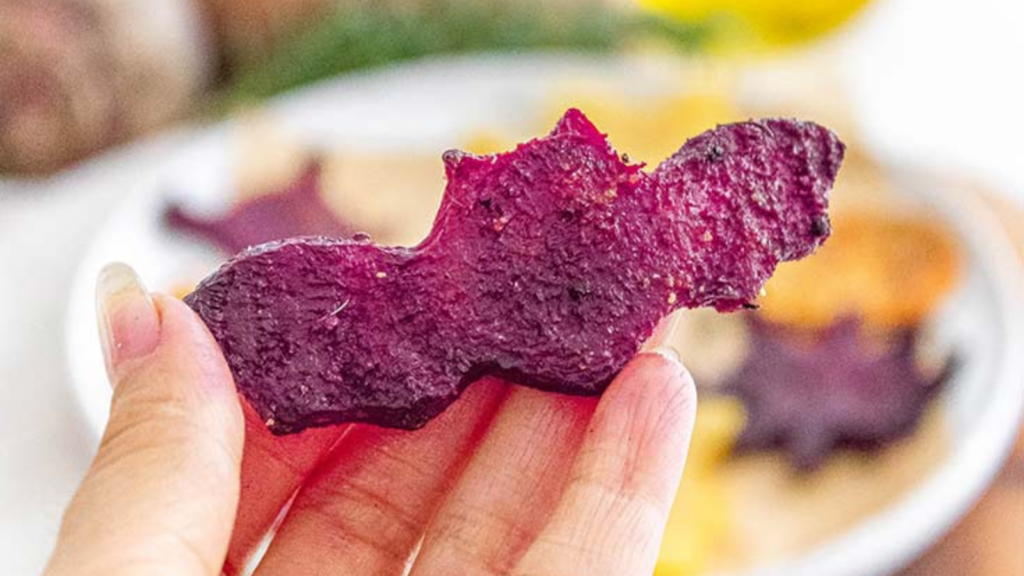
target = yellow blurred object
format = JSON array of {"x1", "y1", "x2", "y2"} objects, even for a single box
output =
[
  {"x1": 546, "y1": 91, "x2": 740, "y2": 164},
  {"x1": 717, "y1": 408, "x2": 948, "y2": 569},
  {"x1": 641, "y1": 0, "x2": 873, "y2": 49},
  {"x1": 232, "y1": 113, "x2": 311, "y2": 200},
  {"x1": 552, "y1": 90, "x2": 737, "y2": 163},
  {"x1": 321, "y1": 151, "x2": 443, "y2": 246},
  {"x1": 656, "y1": 397, "x2": 745, "y2": 575},
  {"x1": 462, "y1": 130, "x2": 514, "y2": 156},
  {"x1": 464, "y1": 88, "x2": 740, "y2": 166},
  {"x1": 687, "y1": 396, "x2": 746, "y2": 466},
  {"x1": 759, "y1": 212, "x2": 961, "y2": 329},
  {"x1": 171, "y1": 280, "x2": 196, "y2": 300}
]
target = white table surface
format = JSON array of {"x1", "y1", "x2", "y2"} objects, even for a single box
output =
[
  {"x1": 1, "y1": 0, "x2": 1021, "y2": 573},
  {"x1": 0, "y1": 131, "x2": 192, "y2": 575}
]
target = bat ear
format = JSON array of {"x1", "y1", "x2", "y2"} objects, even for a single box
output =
[
  {"x1": 550, "y1": 108, "x2": 605, "y2": 141},
  {"x1": 442, "y1": 148, "x2": 489, "y2": 180},
  {"x1": 291, "y1": 162, "x2": 323, "y2": 196}
]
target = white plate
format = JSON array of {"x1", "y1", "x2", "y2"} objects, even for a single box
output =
[{"x1": 64, "y1": 54, "x2": 1024, "y2": 576}]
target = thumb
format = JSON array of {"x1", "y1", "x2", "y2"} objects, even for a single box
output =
[{"x1": 46, "y1": 263, "x2": 244, "y2": 576}]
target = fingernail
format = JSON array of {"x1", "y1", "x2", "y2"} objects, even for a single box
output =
[
  {"x1": 650, "y1": 345, "x2": 683, "y2": 367},
  {"x1": 96, "y1": 263, "x2": 160, "y2": 383},
  {"x1": 644, "y1": 310, "x2": 683, "y2": 351}
]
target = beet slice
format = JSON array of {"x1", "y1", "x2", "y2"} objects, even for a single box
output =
[
  {"x1": 186, "y1": 109, "x2": 844, "y2": 434},
  {"x1": 165, "y1": 163, "x2": 351, "y2": 254},
  {"x1": 724, "y1": 316, "x2": 951, "y2": 471}
]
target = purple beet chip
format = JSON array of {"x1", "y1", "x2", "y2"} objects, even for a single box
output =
[
  {"x1": 186, "y1": 109, "x2": 844, "y2": 434},
  {"x1": 724, "y1": 316, "x2": 952, "y2": 471},
  {"x1": 165, "y1": 162, "x2": 351, "y2": 254}
]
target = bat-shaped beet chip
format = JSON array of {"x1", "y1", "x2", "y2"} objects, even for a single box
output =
[{"x1": 186, "y1": 109, "x2": 844, "y2": 434}]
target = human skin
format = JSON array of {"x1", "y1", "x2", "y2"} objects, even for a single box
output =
[{"x1": 44, "y1": 262, "x2": 696, "y2": 576}]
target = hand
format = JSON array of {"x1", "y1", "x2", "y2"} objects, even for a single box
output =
[{"x1": 45, "y1": 262, "x2": 696, "y2": 576}]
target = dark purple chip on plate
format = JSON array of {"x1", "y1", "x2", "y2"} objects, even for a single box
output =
[
  {"x1": 724, "y1": 316, "x2": 952, "y2": 470},
  {"x1": 165, "y1": 162, "x2": 352, "y2": 254}
]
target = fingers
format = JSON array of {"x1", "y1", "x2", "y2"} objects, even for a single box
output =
[
  {"x1": 256, "y1": 352, "x2": 693, "y2": 576},
  {"x1": 513, "y1": 351, "x2": 697, "y2": 576},
  {"x1": 252, "y1": 379, "x2": 508, "y2": 576},
  {"x1": 410, "y1": 388, "x2": 598, "y2": 576},
  {"x1": 46, "y1": 264, "x2": 244, "y2": 576},
  {"x1": 224, "y1": 406, "x2": 347, "y2": 575}
]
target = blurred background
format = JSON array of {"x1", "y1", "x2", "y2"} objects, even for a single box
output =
[{"x1": 1, "y1": 0, "x2": 1022, "y2": 575}]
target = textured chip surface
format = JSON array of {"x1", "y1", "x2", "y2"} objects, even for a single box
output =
[
  {"x1": 166, "y1": 163, "x2": 350, "y2": 253},
  {"x1": 186, "y1": 109, "x2": 844, "y2": 434},
  {"x1": 724, "y1": 316, "x2": 951, "y2": 470}
]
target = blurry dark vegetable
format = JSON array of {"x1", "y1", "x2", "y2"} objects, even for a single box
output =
[{"x1": 0, "y1": 0, "x2": 212, "y2": 175}]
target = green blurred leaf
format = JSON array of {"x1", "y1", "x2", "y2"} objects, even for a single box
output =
[{"x1": 219, "y1": 0, "x2": 708, "y2": 108}]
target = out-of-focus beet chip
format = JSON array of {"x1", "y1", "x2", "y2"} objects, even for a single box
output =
[
  {"x1": 758, "y1": 212, "x2": 961, "y2": 329},
  {"x1": 186, "y1": 109, "x2": 844, "y2": 434},
  {"x1": 165, "y1": 163, "x2": 351, "y2": 253},
  {"x1": 724, "y1": 316, "x2": 951, "y2": 471}
]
